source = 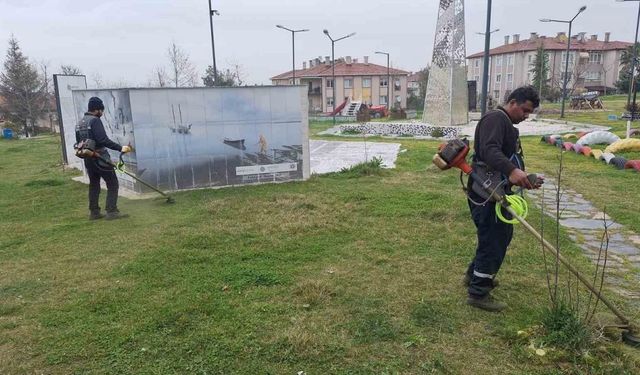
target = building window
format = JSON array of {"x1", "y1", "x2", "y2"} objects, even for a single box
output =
[
  {"x1": 362, "y1": 78, "x2": 371, "y2": 88},
  {"x1": 493, "y1": 90, "x2": 500, "y2": 100},
  {"x1": 394, "y1": 78, "x2": 401, "y2": 91},
  {"x1": 528, "y1": 55, "x2": 532, "y2": 64},
  {"x1": 495, "y1": 56, "x2": 502, "y2": 67},
  {"x1": 561, "y1": 51, "x2": 575, "y2": 70},
  {"x1": 496, "y1": 74, "x2": 502, "y2": 82},
  {"x1": 474, "y1": 75, "x2": 480, "y2": 82},
  {"x1": 380, "y1": 78, "x2": 388, "y2": 87},
  {"x1": 326, "y1": 97, "x2": 334, "y2": 106},
  {"x1": 395, "y1": 95, "x2": 401, "y2": 103},
  {"x1": 561, "y1": 72, "x2": 573, "y2": 82},
  {"x1": 527, "y1": 72, "x2": 531, "y2": 82},
  {"x1": 475, "y1": 60, "x2": 479, "y2": 67},
  {"x1": 507, "y1": 73, "x2": 513, "y2": 82},
  {"x1": 585, "y1": 71, "x2": 602, "y2": 81},
  {"x1": 589, "y1": 52, "x2": 603, "y2": 64},
  {"x1": 507, "y1": 55, "x2": 513, "y2": 66},
  {"x1": 344, "y1": 78, "x2": 353, "y2": 89},
  {"x1": 380, "y1": 95, "x2": 388, "y2": 105},
  {"x1": 326, "y1": 79, "x2": 334, "y2": 88}
]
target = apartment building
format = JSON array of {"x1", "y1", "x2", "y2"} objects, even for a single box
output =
[
  {"x1": 467, "y1": 32, "x2": 632, "y2": 103},
  {"x1": 271, "y1": 56, "x2": 409, "y2": 113}
]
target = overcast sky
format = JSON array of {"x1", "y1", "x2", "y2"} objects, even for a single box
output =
[{"x1": 1, "y1": 0, "x2": 637, "y2": 87}]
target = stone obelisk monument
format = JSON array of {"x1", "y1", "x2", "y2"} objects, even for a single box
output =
[{"x1": 423, "y1": 0, "x2": 468, "y2": 126}]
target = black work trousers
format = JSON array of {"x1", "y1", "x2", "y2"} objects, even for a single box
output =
[
  {"x1": 85, "y1": 160, "x2": 119, "y2": 214},
  {"x1": 466, "y1": 190, "x2": 514, "y2": 298}
]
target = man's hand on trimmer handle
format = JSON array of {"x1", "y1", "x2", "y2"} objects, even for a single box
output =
[{"x1": 508, "y1": 168, "x2": 534, "y2": 189}]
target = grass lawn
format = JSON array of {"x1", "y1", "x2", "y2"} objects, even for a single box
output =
[
  {"x1": 2, "y1": 133, "x2": 640, "y2": 374},
  {"x1": 534, "y1": 95, "x2": 640, "y2": 232},
  {"x1": 538, "y1": 94, "x2": 631, "y2": 134}
]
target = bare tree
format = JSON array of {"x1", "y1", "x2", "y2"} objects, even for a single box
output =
[
  {"x1": 227, "y1": 60, "x2": 246, "y2": 86},
  {"x1": 148, "y1": 66, "x2": 169, "y2": 87},
  {"x1": 90, "y1": 72, "x2": 104, "y2": 89},
  {"x1": 166, "y1": 42, "x2": 197, "y2": 87},
  {"x1": 39, "y1": 60, "x2": 55, "y2": 132},
  {"x1": 60, "y1": 64, "x2": 82, "y2": 75}
]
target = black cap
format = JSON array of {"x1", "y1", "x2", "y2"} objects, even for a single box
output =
[{"x1": 88, "y1": 97, "x2": 104, "y2": 112}]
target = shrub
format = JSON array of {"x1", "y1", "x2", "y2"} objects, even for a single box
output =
[
  {"x1": 430, "y1": 127, "x2": 445, "y2": 138},
  {"x1": 339, "y1": 156, "x2": 384, "y2": 177},
  {"x1": 540, "y1": 304, "x2": 591, "y2": 352}
]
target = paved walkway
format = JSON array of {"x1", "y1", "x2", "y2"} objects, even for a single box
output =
[
  {"x1": 309, "y1": 140, "x2": 401, "y2": 174},
  {"x1": 527, "y1": 178, "x2": 640, "y2": 300}
]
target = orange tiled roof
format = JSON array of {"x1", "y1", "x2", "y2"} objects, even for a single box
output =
[
  {"x1": 468, "y1": 36, "x2": 632, "y2": 59},
  {"x1": 271, "y1": 61, "x2": 409, "y2": 80}
]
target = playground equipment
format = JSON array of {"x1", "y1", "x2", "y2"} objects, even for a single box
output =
[{"x1": 569, "y1": 91, "x2": 605, "y2": 110}]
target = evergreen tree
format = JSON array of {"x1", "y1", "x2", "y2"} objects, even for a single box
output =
[
  {"x1": 0, "y1": 36, "x2": 45, "y2": 137},
  {"x1": 615, "y1": 43, "x2": 640, "y2": 94},
  {"x1": 530, "y1": 45, "x2": 550, "y2": 99},
  {"x1": 202, "y1": 65, "x2": 239, "y2": 87}
]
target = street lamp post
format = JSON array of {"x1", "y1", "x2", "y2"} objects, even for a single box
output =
[
  {"x1": 208, "y1": 0, "x2": 220, "y2": 85},
  {"x1": 276, "y1": 25, "x2": 309, "y2": 85},
  {"x1": 476, "y1": 26, "x2": 500, "y2": 116},
  {"x1": 323, "y1": 29, "x2": 356, "y2": 126},
  {"x1": 375, "y1": 51, "x2": 390, "y2": 110},
  {"x1": 618, "y1": 0, "x2": 640, "y2": 137},
  {"x1": 479, "y1": 0, "x2": 494, "y2": 116},
  {"x1": 540, "y1": 5, "x2": 587, "y2": 118}
]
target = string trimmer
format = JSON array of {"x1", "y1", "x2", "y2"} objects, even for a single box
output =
[
  {"x1": 433, "y1": 138, "x2": 639, "y2": 347},
  {"x1": 92, "y1": 152, "x2": 174, "y2": 204}
]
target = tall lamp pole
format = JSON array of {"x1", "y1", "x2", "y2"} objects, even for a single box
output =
[
  {"x1": 276, "y1": 25, "x2": 309, "y2": 85},
  {"x1": 479, "y1": 0, "x2": 494, "y2": 116},
  {"x1": 618, "y1": 0, "x2": 640, "y2": 138},
  {"x1": 323, "y1": 29, "x2": 356, "y2": 125},
  {"x1": 540, "y1": 5, "x2": 587, "y2": 118},
  {"x1": 208, "y1": 0, "x2": 220, "y2": 85},
  {"x1": 375, "y1": 51, "x2": 390, "y2": 110},
  {"x1": 476, "y1": 27, "x2": 500, "y2": 116}
]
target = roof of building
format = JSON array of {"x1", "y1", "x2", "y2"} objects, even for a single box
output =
[
  {"x1": 407, "y1": 72, "x2": 422, "y2": 82},
  {"x1": 468, "y1": 34, "x2": 632, "y2": 59},
  {"x1": 271, "y1": 60, "x2": 409, "y2": 80}
]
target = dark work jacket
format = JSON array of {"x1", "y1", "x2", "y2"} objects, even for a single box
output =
[
  {"x1": 76, "y1": 113, "x2": 122, "y2": 161},
  {"x1": 473, "y1": 107, "x2": 521, "y2": 177}
]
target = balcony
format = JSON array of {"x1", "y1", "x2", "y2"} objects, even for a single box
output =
[{"x1": 308, "y1": 87, "x2": 322, "y2": 95}]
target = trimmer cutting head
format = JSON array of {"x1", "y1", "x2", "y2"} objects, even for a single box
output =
[{"x1": 623, "y1": 329, "x2": 640, "y2": 347}]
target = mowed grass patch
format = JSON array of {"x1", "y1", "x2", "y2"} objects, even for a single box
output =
[
  {"x1": 524, "y1": 136, "x2": 640, "y2": 234},
  {"x1": 1, "y1": 135, "x2": 639, "y2": 373}
]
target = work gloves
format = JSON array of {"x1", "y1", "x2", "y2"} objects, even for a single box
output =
[{"x1": 121, "y1": 145, "x2": 133, "y2": 153}]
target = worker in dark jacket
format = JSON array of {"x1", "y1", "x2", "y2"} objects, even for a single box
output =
[
  {"x1": 76, "y1": 97, "x2": 131, "y2": 220},
  {"x1": 465, "y1": 86, "x2": 543, "y2": 312}
]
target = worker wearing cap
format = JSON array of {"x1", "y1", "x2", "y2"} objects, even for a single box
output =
[{"x1": 75, "y1": 97, "x2": 131, "y2": 220}]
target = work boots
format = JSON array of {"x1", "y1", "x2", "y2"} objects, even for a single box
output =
[
  {"x1": 89, "y1": 211, "x2": 105, "y2": 220},
  {"x1": 467, "y1": 294, "x2": 507, "y2": 312},
  {"x1": 105, "y1": 211, "x2": 129, "y2": 220}
]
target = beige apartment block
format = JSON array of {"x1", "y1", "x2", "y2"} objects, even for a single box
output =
[
  {"x1": 271, "y1": 56, "x2": 409, "y2": 113},
  {"x1": 467, "y1": 32, "x2": 632, "y2": 104}
]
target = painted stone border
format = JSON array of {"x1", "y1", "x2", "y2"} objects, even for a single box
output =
[{"x1": 336, "y1": 122, "x2": 460, "y2": 139}]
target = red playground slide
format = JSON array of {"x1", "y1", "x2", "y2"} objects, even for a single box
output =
[{"x1": 329, "y1": 99, "x2": 348, "y2": 116}]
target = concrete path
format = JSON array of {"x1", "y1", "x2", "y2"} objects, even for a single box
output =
[
  {"x1": 527, "y1": 178, "x2": 640, "y2": 299},
  {"x1": 310, "y1": 140, "x2": 401, "y2": 174}
]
